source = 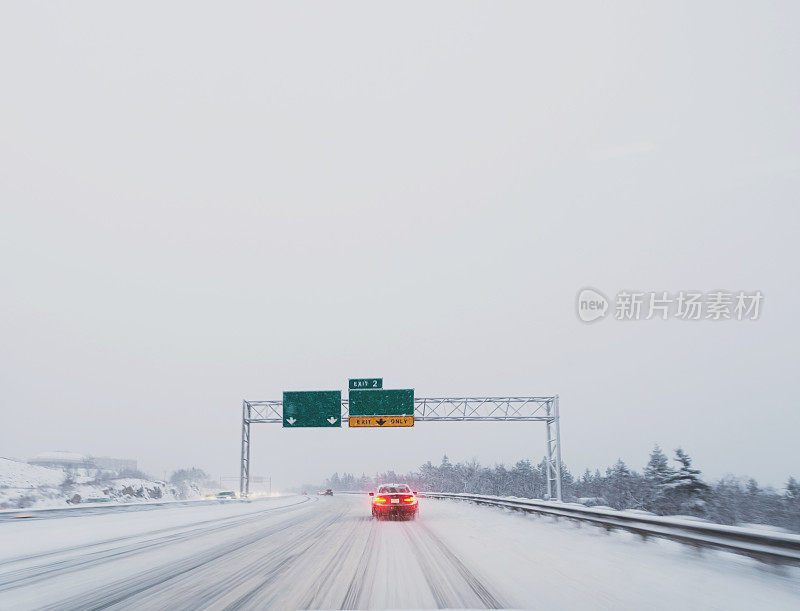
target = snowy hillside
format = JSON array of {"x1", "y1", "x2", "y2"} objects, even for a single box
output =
[
  {"x1": 0, "y1": 457, "x2": 206, "y2": 510},
  {"x1": 0, "y1": 458, "x2": 65, "y2": 489}
]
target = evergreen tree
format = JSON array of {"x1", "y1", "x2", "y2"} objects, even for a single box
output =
[
  {"x1": 643, "y1": 445, "x2": 674, "y2": 513},
  {"x1": 644, "y1": 445, "x2": 673, "y2": 482},
  {"x1": 603, "y1": 459, "x2": 641, "y2": 509},
  {"x1": 492, "y1": 464, "x2": 511, "y2": 496},
  {"x1": 559, "y1": 463, "x2": 575, "y2": 501},
  {"x1": 418, "y1": 461, "x2": 438, "y2": 490},
  {"x1": 439, "y1": 455, "x2": 454, "y2": 492},
  {"x1": 705, "y1": 476, "x2": 744, "y2": 525},
  {"x1": 318, "y1": 450, "x2": 799, "y2": 532},
  {"x1": 357, "y1": 473, "x2": 372, "y2": 491},
  {"x1": 169, "y1": 468, "x2": 210, "y2": 485},
  {"x1": 784, "y1": 477, "x2": 800, "y2": 532},
  {"x1": 510, "y1": 460, "x2": 538, "y2": 498},
  {"x1": 577, "y1": 468, "x2": 594, "y2": 495},
  {"x1": 455, "y1": 459, "x2": 483, "y2": 494},
  {"x1": 662, "y1": 448, "x2": 709, "y2": 515},
  {"x1": 786, "y1": 476, "x2": 800, "y2": 501}
]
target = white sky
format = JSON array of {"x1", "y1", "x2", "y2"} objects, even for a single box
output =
[{"x1": 1, "y1": 2, "x2": 798, "y2": 489}]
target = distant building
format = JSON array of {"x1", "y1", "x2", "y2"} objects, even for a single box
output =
[
  {"x1": 27, "y1": 452, "x2": 137, "y2": 476},
  {"x1": 27, "y1": 451, "x2": 95, "y2": 471},
  {"x1": 93, "y1": 456, "x2": 137, "y2": 473}
]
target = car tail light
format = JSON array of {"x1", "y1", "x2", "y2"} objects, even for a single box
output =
[
  {"x1": 403, "y1": 495, "x2": 417, "y2": 504},
  {"x1": 373, "y1": 496, "x2": 388, "y2": 504}
]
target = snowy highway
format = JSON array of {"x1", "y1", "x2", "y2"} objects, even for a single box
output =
[{"x1": 0, "y1": 494, "x2": 797, "y2": 610}]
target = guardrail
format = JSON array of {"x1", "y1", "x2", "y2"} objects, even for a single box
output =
[
  {"x1": 0, "y1": 495, "x2": 277, "y2": 522},
  {"x1": 419, "y1": 492, "x2": 800, "y2": 567}
]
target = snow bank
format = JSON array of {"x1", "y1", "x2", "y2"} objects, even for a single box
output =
[
  {"x1": 423, "y1": 498, "x2": 800, "y2": 610},
  {"x1": 0, "y1": 458, "x2": 65, "y2": 488}
]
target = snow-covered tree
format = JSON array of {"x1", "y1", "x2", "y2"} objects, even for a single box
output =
[
  {"x1": 662, "y1": 448, "x2": 709, "y2": 515},
  {"x1": 510, "y1": 459, "x2": 539, "y2": 499},
  {"x1": 644, "y1": 445, "x2": 673, "y2": 482},
  {"x1": 643, "y1": 445, "x2": 674, "y2": 512},
  {"x1": 169, "y1": 467, "x2": 211, "y2": 485},
  {"x1": 318, "y1": 449, "x2": 799, "y2": 532},
  {"x1": 786, "y1": 476, "x2": 800, "y2": 502},
  {"x1": 604, "y1": 459, "x2": 644, "y2": 510}
]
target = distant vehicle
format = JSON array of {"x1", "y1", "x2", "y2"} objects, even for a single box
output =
[
  {"x1": 369, "y1": 484, "x2": 418, "y2": 520},
  {"x1": 82, "y1": 497, "x2": 111, "y2": 504},
  {"x1": 216, "y1": 491, "x2": 236, "y2": 500},
  {"x1": 322, "y1": 489, "x2": 334, "y2": 496},
  {"x1": 301, "y1": 491, "x2": 308, "y2": 495}
]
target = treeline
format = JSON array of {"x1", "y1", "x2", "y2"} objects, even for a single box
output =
[{"x1": 323, "y1": 446, "x2": 800, "y2": 532}]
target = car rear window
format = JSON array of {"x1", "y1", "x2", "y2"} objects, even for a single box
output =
[{"x1": 379, "y1": 485, "x2": 410, "y2": 493}]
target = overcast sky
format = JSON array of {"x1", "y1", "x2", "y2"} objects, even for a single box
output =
[{"x1": 1, "y1": 2, "x2": 798, "y2": 490}]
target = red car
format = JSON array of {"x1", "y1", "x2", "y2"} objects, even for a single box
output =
[{"x1": 369, "y1": 484, "x2": 418, "y2": 520}]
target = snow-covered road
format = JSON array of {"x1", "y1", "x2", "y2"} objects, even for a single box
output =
[{"x1": 0, "y1": 494, "x2": 797, "y2": 609}]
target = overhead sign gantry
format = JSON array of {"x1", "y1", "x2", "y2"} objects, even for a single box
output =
[{"x1": 240, "y1": 379, "x2": 563, "y2": 502}]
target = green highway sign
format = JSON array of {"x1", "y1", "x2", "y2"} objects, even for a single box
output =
[
  {"x1": 348, "y1": 388, "x2": 414, "y2": 417},
  {"x1": 349, "y1": 378, "x2": 383, "y2": 390},
  {"x1": 282, "y1": 391, "x2": 342, "y2": 427}
]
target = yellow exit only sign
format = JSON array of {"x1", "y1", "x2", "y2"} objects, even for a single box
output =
[{"x1": 348, "y1": 415, "x2": 414, "y2": 427}]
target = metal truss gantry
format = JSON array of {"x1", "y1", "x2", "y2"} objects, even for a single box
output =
[{"x1": 240, "y1": 395, "x2": 563, "y2": 501}]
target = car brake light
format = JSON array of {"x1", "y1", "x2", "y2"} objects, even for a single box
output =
[
  {"x1": 373, "y1": 496, "x2": 388, "y2": 504},
  {"x1": 403, "y1": 495, "x2": 417, "y2": 503}
]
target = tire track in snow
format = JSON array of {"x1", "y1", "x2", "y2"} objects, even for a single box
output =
[
  {"x1": 339, "y1": 518, "x2": 377, "y2": 610},
  {"x1": 404, "y1": 521, "x2": 507, "y2": 609},
  {"x1": 5, "y1": 494, "x2": 511, "y2": 610},
  {"x1": 37, "y1": 504, "x2": 328, "y2": 610},
  {"x1": 237, "y1": 506, "x2": 374, "y2": 609},
  {"x1": 214, "y1": 507, "x2": 351, "y2": 610},
  {"x1": 0, "y1": 498, "x2": 314, "y2": 593}
]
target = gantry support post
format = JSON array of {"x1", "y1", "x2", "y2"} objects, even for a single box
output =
[
  {"x1": 554, "y1": 395, "x2": 563, "y2": 502},
  {"x1": 239, "y1": 401, "x2": 251, "y2": 498},
  {"x1": 545, "y1": 402, "x2": 554, "y2": 500}
]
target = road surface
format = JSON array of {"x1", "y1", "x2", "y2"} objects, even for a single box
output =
[{"x1": 0, "y1": 494, "x2": 797, "y2": 609}]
